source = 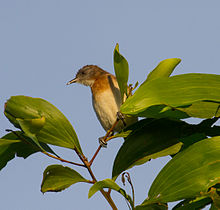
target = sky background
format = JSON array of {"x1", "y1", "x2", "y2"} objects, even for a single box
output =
[{"x1": 0, "y1": 1, "x2": 220, "y2": 210}]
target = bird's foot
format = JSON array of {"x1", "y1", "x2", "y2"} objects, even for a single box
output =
[
  {"x1": 117, "y1": 111, "x2": 127, "y2": 127},
  {"x1": 99, "y1": 137, "x2": 108, "y2": 148}
]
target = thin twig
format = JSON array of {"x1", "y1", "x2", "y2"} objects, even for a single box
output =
[
  {"x1": 122, "y1": 172, "x2": 135, "y2": 209},
  {"x1": 42, "y1": 151, "x2": 85, "y2": 167},
  {"x1": 6, "y1": 129, "x2": 85, "y2": 167},
  {"x1": 89, "y1": 119, "x2": 119, "y2": 166},
  {"x1": 74, "y1": 148, "x2": 118, "y2": 210}
]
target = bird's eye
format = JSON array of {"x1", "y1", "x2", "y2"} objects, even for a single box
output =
[{"x1": 81, "y1": 71, "x2": 85, "y2": 75}]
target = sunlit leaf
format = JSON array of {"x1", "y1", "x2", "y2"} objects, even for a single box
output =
[
  {"x1": 41, "y1": 164, "x2": 88, "y2": 193},
  {"x1": 17, "y1": 117, "x2": 46, "y2": 150},
  {"x1": 114, "y1": 43, "x2": 129, "y2": 102},
  {"x1": 142, "y1": 136, "x2": 220, "y2": 205},
  {"x1": 120, "y1": 74, "x2": 220, "y2": 119},
  {"x1": 4, "y1": 96, "x2": 82, "y2": 153},
  {"x1": 146, "y1": 58, "x2": 181, "y2": 82},
  {"x1": 88, "y1": 179, "x2": 133, "y2": 206}
]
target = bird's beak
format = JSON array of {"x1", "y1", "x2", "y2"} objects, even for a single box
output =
[{"x1": 66, "y1": 77, "x2": 78, "y2": 85}]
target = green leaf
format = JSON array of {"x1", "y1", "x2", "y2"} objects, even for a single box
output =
[
  {"x1": 17, "y1": 116, "x2": 46, "y2": 134},
  {"x1": 172, "y1": 197, "x2": 212, "y2": 209},
  {"x1": 120, "y1": 74, "x2": 220, "y2": 119},
  {"x1": 177, "y1": 101, "x2": 220, "y2": 119},
  {"x1": 41, "y1": 164, "x2": 88, "y2": 193},
  {"x1": 0, "y1": 135, "x2": 22, "y2": 171},
  {"x1": 88, "y1": 179, "x2": 133, "y2": 206},
  {"x1": 133, "y1": 143, "x2": 182, "y2": 167},
  {"x1": 210, "y1": 203, "x2": 219, "y2": 210},
  {"x1": 0, "y1": 132, "x2": 55, "y2": 171},
  {"x1": 209, "y1": 188, "x2": 220, "y2": 209},
  {"x1": 114, "y1": 43, "x2": 129, "y2": 102},
  {"x1": 17, "y1": 117, "x2": 46, "y2": 150},
  {"x1": 136, "y1": 203, "x2": 168, "y2": 210},
  {"x1": 143, "y1": 136, "x2": 220, "y2": 205},
  {"x1": 4, "y1": 95, "x2": 82, "y2": 153},
  {"x1": 112, "y1": 118, "x2": 196, "y2": 179},
  {"x1": 146, "y1": 58, "x2": 181, "y2": 82}
]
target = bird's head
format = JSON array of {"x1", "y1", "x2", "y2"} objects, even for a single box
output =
[{"x1": 67, "y1": 65, "x2": 108, "y2": 87}]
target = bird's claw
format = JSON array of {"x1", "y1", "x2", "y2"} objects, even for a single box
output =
[
  {"x1": 117, "y1": 111, "x2": 126, "y2": 127},
  {"x1": 99, "y1": 137, "x2": 108, "y2": 148}
]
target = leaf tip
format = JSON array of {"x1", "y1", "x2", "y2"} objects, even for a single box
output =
[{"x1": 115, "y1": 43, "x2": 119, "y2": 51}]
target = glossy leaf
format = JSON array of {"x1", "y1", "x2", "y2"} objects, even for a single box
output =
[
  {"x1": 112, "y1": 118, "x2": 198, "y2": 179},
  {"x1": 4, "y1": 96, "x2": 82, "y2": 153},
  {"x1": 142, "y1": 136, "x2": 220, "y2": 205},
  {"x1": 120, "y1": 74, "x2": 220, "y2": 119},
  {"x1": 146, "y1": 58, "x2": 181, "y2": 82},
  {"x1": 88, "y1": 179, "x2": 133, "y2": 206},
  {"x1": 41, "y1": 164, "x2": 88, "y2": 193},
  {"x1": 114, "y1": 43, "x2": 129, "y2": 101}
]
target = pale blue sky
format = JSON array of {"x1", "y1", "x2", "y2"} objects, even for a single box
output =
[{"x1": 0, "y1": 1, "x2": 220, "y2": 210}]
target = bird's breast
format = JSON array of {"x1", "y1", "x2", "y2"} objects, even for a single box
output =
[
  {"x1": 90, "y1": 73, "x2": 138, "y2": 132},
  {"x1": 92, "y1": 87, "x2": 121, "y2": 131}
]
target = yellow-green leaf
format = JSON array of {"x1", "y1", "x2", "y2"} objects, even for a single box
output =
[
  {"x1": 4, "y1": 96, "x2": 82, "y2": 153},
  {"x1": 146, "y1": 58, "x2": 181, "y2": 82},
  {"x1": 41, "y1": 164, "x2": 88, "y2": 193},
  {"x1": 114, "y1": 43, "x2": 129, "y2": 102}
]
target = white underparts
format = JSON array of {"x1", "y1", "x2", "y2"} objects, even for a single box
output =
[{"x1": 92, "y1": 88, "x2": 122, "y2": 131}]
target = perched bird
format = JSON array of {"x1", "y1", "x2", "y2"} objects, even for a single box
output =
[{"x1": 67, "y1": 65, "x2": 137, "y2": 134}]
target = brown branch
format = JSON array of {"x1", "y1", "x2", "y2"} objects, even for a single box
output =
[
  {"x1": 6, "y1": 129, "x2": 85, "y2": 168},
  {"x1": 74, "y1": 148, "x2": 118, "y2": 210},
  {"x1": 89, "y1": 119, "x2": 119, "y2": 166},
  {"x1": 6, "y1": 129, "x2": 118, "y2": 209},
  {"x1": 42, "y1": 151, "x2": 85, "y2": 167}
]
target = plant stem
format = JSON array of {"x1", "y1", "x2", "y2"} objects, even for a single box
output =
[
  {"x1": 74, "y1": 148, "x2": 118, "y2": 210},
  {"x1": 6, "y1": 129, "x2": 85, "y2": 168},
  {"x1": 89, "y1": 119, "x2": 119, "y2": 166},
  {"x1": 42, "y1": 151, "x2": 85, "y2": 167}
]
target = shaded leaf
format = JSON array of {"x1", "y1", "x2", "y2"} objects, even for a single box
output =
[
  {"x1": 203, "y1": 125, "x2": 220, "y2": 137},
  {"x1": 0, "y1": 136, "x2": 22, "y2": 171},
  {"x1": 133, "y1": 143, "x2": 182, "y2": 167},
  {"x1": 136, "y1": 203, "x2": 167, "y2": 210},
  {"x1": 143, "y1": 136, "x2": 220, "y2": 205},
  {"x1": 88, "y1": 179, "x2": 133, "y2": 206},
  {"x1": 41, "y1": 164, "x2": 88, "y2": 193},
  {"x1": 0, "y1": 132, "x2": 55, "y2": 171},
  {"x1": 114, "y1": 43, "x2": 129, "y2": 101},
  {"x1": 209, "y1": 188, "x2": 220, "y2": 209},
  {"x1": 4, "y1": 96, "x2": 82, "y2": 153},
  {"x1": 112, "y1": 118, "x2": 198, "y2": 179},
  {"x1": 210, "y1": 203, "x2": 219, "y2": 210},
  {"x1": 172, "y1": 197, "x2": 211, "y2": 209},
  {"x1": 120, "y1": 74, "x2": 220, "y2": 119},
  {"x1": 178, "y1": 133, "x2": 207, "y2": 151},
  {"x1": 146, "y1": 58, "x2": 181, "y2": 82}
]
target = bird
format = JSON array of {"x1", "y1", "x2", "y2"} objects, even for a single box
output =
[{"x1": 67, "y1": 65, "x2": 137, "y2": 136}]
